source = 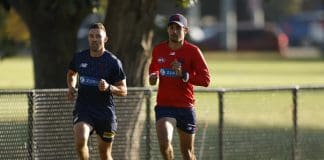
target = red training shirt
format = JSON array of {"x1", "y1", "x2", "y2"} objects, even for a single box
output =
[{"x1": 149, "y1": 40, "x2": 210, "y2": 108}]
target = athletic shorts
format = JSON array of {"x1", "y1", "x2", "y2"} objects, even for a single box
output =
[
  {"x1": 155, "y1": 106, "x2": 196, "y2": 134},
  {"x1": 73, "y1": 109, "x2": 117, "y2": 142}
]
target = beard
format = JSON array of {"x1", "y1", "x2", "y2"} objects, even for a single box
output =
[
  {"x1": 170, "y1": 34, "x2": 181, "y2": 43},
  {"x1": 90, "y1": 42, "x2": 100, "y2": 52}
]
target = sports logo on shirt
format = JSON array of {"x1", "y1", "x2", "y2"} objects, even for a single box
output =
[
  {"x1": 160, "y1": 68, "x2": 176, "y2": 77},
  {"x1": 79, "y1": 76, "x2": 99, "y2": 86},
  {"x1": 80, "y1": 63, "x2": 88, "y2": 68},
  {"x1": 157, "y1": 57, "x2": 165, "y2": 63}
]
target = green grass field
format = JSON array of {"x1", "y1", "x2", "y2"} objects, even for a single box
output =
[
  {"x1": 1, "y1": 51, "x2": 324, "y2": 159},
  {"x1": 0, "y1": 51, "x2": 323, "y2": 89},
  {"x1": 1, "y1": 52, "x2": 323, "y2": 131},
  {"x1": 206, "y1": 52, "x2": 324, "y2": 88},
  {"x1": 0, "y1": 55, "x2": 34, "y2": 89}
]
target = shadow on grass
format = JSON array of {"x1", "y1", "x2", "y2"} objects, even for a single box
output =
[
  {"x1": 147, "y1": 121, "x2": 324, "y2": 160},
  {"x1": 1, "y1": 121, "x2": 324, "y2": 159},
  {"x1": 0, "y1": 121, "x2": 30, "y2": 159}
]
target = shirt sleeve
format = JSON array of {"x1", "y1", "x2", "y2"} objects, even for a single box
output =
[
  {"x1": 187, "y1": 47, "x2": 210, "y2": 87},
  {"x1": 149, "y1": 47, "x2": 160, "y2": 76},
  {"x1": 68, "y1": 53, "x2": 77, "y2": 72},
  {"x1": 111, "y1": 59, "x2": 126, "y2": 83}
]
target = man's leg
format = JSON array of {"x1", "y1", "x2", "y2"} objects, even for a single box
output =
[
  {"x1": 177, "y1": 129, "x2": 196, "y2": 160},
  {"x1": 97, "y1": 136, "x2": 113, "y2": 160},
  {"x1": 156, "y1": 117, "x2": 176, "y2": 160},
  {"x1": 73, "y1": 122, "x2": 92, "y2": 160}
]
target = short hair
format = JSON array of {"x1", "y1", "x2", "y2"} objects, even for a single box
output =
[{"x1": 89, "y1": 22, "x2": 106, "y2": 33}]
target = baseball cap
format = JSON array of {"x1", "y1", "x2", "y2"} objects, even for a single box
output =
[{"x1": 168, "y1": 14, "x2": 188, "y2": 27}]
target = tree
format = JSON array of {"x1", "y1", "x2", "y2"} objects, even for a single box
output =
[
  {"x1": 6, "y1": 0, "x2": 94, "y2": 88},
  {"x1": 104, "y1": 0, "x2": 194, "y2": 86},
  {"x1": 0, "y1": 6, "x2": 29, "y2": 58},
  {"x1": 4, "y1": 0, "x2": 194, "y2": 88},
  {"x1": 263, "y1": 0, "x2": 303, "y2": 21},
  {"x1": 5, "y1": 0, "x2": 157, "y2": 88},
  {"x1": 104, "y1": 0, "x2": 157, "y2": 87},
  {"x1": 3, "y1": 1, "x2": 190, "y2": 159}
]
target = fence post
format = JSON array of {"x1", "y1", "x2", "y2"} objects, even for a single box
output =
[
  {"x1": 218, "y1": 90, "x2": 225, "y2": 160},
  {"x1": 292, "y1": 86, "x2": 299, "y2": 160},
  {"x1": 27, "y1": 91, "x2": 35, "y2": 160},
  {"x1": 145, "y1": 89, "x2": 152, "y2": 160}
]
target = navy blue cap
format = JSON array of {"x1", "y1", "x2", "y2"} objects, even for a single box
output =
[{"x1": 168, "y1": 14, "x2": 188, "y2": 27}]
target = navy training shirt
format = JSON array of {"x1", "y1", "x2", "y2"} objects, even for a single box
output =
[{"x1": 69, "y1": 49, "x2": 126, "y2": 111}]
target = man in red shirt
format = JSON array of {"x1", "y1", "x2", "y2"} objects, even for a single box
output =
[{"x1": 149, "y1": 13, "x2": 210, "y2": 160}]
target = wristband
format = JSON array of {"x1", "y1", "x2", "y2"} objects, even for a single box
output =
[
  {"x1": 150, "y1": 72, "x2": 158, "y2": 77},
  {"x1": 71, "y1": 87, "x2": 77, "y2": 93},
  {"x1": 181, "y1": 72, "x2": 189, "y2": 82}
]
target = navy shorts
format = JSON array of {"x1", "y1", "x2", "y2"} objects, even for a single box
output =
[
  {"x1": 73, "y1": 109, "x2": 117, "y2": 142},
  {"x1": 155, "y1": 106, "x2": 197, "y2": 134}
]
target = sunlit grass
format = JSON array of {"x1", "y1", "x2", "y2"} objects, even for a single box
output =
[
  {"x1": 204, "y1": 51, "x2": 324, "y2": 88},
  {"x1": 0, "y1": 52, "x2": 323, "y2": 159},
  {"x1": 1, "y1": 52, "x2": 324, "y2": 128},
  {"x1": 0, "y1": 55, "x2": 34, "y2": 89},
  {"x1": 1, "y1": 51, "x2": 324, "y2": 89}
]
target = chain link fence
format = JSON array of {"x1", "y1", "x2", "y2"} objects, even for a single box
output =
[{"x1": 0, "y1": 86, "x2": 323, "y2": 160}]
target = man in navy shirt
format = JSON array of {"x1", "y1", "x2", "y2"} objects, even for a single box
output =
[{"x1": 66, "y1": 22, "x2": 127, "y2": 160}]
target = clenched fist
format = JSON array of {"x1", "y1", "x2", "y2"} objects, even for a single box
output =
[
  {"x1": 67, "y1": 87, "x2": 77, "y2": 101},
  {"x1": 98, "y1": 79, "x2": 109, "y2": 92},
  {"x1": 149, "y1": 73, "x2": 158, "y2": 85},
  {"x1": 171, "y1": 59, "x2": 183, "y2": 77}
]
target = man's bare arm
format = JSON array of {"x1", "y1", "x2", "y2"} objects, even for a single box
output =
[
  {"x1": 66, "y1": 69, "x2": 78, "y2": 101},
  {"x1": 98, "y1": 79, "x2": 127, "y2": 97}
]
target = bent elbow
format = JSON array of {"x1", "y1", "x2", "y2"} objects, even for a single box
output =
[
  {"x1": 113, "y1": 89, "x2": 127, "y2": 97},
  {"x1": 203, "y1": 82, "x2": 210, "y2": 87},
  {"x1": 202, "y1": 79, "x2": 211, "y2": 87},
  {"x1": 120, "y1": 90, "x2": 127, "y2": 97}
]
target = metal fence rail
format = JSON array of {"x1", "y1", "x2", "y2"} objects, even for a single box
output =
[
  {"x1": 0, "y1": 85, "x2": 324, "y2": 160},
  {"x1": 209, "y1": 85, "x2": 324, "y2": 160}
]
